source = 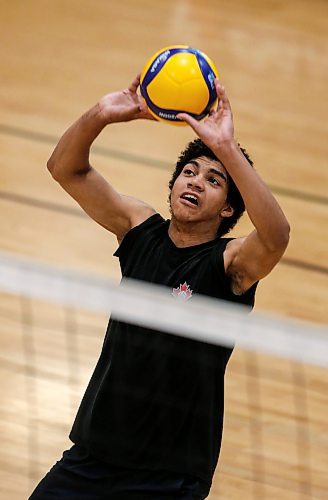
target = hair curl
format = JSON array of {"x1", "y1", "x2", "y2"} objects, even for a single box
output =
[{"x1": 168, "y1": 138, "x2": 254, "y2": 237}]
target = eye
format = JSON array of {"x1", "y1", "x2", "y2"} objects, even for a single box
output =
[
  {"x1": 183, "y1": 168, "x2": 195, "y2": 176},
  {"x1": 208, "y1": 176, "x2": 220, "y2": 186}
]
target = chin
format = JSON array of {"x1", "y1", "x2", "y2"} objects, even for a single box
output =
[{"x1": 172, "y1": 211, "x2": 201, "y2": 225}]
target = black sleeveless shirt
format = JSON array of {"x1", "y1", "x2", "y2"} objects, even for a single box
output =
[{"x1": 70, "y1": 214, "x2": 257, "y2": 485}]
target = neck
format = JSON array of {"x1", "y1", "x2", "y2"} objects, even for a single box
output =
[{"x1": 168, "y1": 217, "x2": 220, "y2": 248}]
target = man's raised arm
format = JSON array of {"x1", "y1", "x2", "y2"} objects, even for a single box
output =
[
  {"x1": 47, "y1": 76, "x2": 155, "y2": 241},
  {"x1": 178, "y1": 80, "x2": 290, "y2": 293}
]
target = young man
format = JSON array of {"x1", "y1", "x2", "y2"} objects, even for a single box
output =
[{"x1": 29, "y1": 76, "x2": 289, "y2": 499}]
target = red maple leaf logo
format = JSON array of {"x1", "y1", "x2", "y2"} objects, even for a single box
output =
[{"x1": 172, "y1": 282, "x2": 193, "y2": 301}]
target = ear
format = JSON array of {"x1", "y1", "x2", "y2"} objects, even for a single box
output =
[{"x1": 220, "y1": 204, "x2": 234, "y2": 218}]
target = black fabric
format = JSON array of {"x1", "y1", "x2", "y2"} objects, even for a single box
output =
[
  {"x1": 28, "y1": 445, "x2": 209, "y2": 499},
  {"x1": 70, "y1": 214, "x2": 257, "y2": 486}
]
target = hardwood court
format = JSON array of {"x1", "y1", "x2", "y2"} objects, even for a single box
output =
[{"x1": 0, "y1": 0, "x2": 327, "y2": 498}]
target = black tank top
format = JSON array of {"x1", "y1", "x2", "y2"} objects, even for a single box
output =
[{"x1": 70, "y1": 214, "x2": 257, "y2": 485}]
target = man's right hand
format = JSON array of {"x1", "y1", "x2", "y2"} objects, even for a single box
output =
[{"x1": 98, "y1": 75, "x2": 156, "y2": 125}]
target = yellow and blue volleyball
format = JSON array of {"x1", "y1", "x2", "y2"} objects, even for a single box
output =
[{"x1": 140, "y1": 45, "x2": 219, "y2": 126}]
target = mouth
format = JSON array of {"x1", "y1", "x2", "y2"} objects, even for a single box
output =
[{"x1": 180, "y1": 193, "x2": 199, "y2": 207}]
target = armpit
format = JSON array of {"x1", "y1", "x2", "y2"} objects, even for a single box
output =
[{"x1": 228, "y1": 268, "x2": 246, "y2": 296}]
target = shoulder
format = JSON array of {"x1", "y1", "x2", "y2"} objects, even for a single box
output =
[
  {"x1": 116, "y1": 211, "x2": 165, "y2": 248},
  {"x1": 114, "y1": 212, "x2": 167, "y2": 269},
  {"x1": 117, "y1": 196, "x2": 156, "y2": 244}
]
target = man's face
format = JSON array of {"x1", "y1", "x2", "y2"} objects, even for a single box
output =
[{"x1": 170, "y1": 156, "x2": 233, "y2": 225}]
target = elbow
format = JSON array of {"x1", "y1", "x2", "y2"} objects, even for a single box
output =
[
  {"x1": 46, "y1": 156, "x2": 70, "y2": 183},
  {"x1": 281, "y1": 220, "x2": 290, "y2": 248},
  {"x1": 47, "y1": 156, "x2": 59, "y2": 180},
  {"x1": 262, "y1": 220, "x2": 290, "y2": 254},
  {"x1": 272, "y1": 220, "x2": 290, "y2": 253},
  {"x1": 46, "y1": 157, "x2": 91, "y2": 183}
]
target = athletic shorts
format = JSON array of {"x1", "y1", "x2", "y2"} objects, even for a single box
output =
[{"x1": 28, "y1": 444, "x2": 210, "y2": 499}]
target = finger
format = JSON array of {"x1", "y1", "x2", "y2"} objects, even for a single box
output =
[
  {"x1": 215, "y1": 79, "x2": 232, "y2": 112},
  {"x1": 128, "y1": 74, "x2": 141, "y2": 94},
  {"x1": 138, "y1": 103, "x2": 154, "y2": 118},
  {"x1": 215, "y1": 78, "x2": 225, "y2": 97},
  {"x1": 138, "y1": 109, "x2": 158, "y2": 121},
  {"x1": 143, "y1": 112, "x2": 158, "y2": 121},
  {"x1": 137, "y1": 99, "x2": 158, "y2": 121},
  {"x1": 176, "y1": 113, "x2": 200, "y2": 130}
]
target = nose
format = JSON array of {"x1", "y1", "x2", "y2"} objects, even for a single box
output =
[{"x1": 187, "y1": 174, "x2": 204, "y2": 191}]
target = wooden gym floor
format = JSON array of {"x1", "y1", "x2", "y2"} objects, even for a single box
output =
[{"x1": 0, "y1": 0, "x2": 327, "y2": 498}]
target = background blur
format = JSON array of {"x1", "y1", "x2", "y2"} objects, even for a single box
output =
[{"x1": 0, "y1": 0, "x2": 327, "y2": 498}]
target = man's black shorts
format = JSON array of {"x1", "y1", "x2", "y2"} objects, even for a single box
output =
[{"x1": 28, "y1": 445, "x2": 210, "y2": 499}]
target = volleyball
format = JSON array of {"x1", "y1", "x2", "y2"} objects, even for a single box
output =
[{"x1": 140, "y1": 45, "x2": 219, "y2": 125}]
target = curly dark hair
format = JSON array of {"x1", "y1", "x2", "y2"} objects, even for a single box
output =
[{"x1": 168, "y1": 138, "x2": 254, "y2": 237}]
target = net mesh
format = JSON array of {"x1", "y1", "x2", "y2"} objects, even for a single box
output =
[{"x1": 0, "y1": 252, "x2": 327, "y2": 500}]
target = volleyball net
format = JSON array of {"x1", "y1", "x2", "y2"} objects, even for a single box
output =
[{"x1": 0, "y1": 251, "x2": 327, "y2": 499}]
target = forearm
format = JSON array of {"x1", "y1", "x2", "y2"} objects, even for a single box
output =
[
  {"x1": 47, "y1": 75, "x2": 153, "y2": 180},
  {"x1": 215, "y1": 140, "x2": 290, "y2": 251},
  {"x1": 47, "y1": 103, "x2": 107, "y2": 181}
]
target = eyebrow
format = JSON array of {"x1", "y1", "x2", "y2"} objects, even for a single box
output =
[{"x1": 188, "y1": 160, "x2": 228, "y2": 183}]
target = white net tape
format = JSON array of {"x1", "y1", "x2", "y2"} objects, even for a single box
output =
[{"x1": 0, "y1": 251, "x2": 327, "y2": 367}]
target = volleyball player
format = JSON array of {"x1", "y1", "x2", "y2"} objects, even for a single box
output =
[{"x1": 29, "y1": 76, "x2": 289, "y2": 499}]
